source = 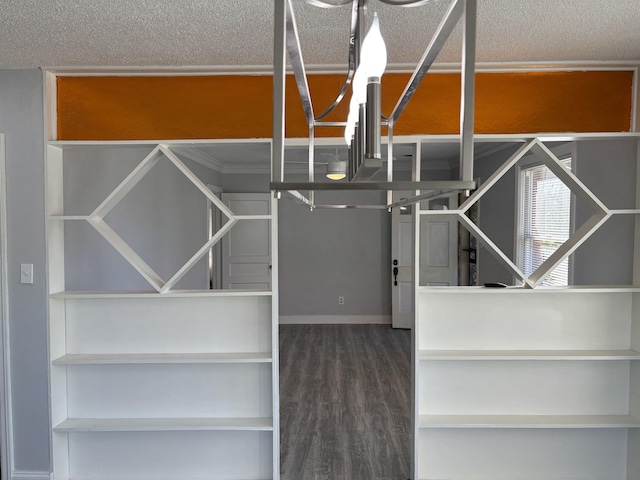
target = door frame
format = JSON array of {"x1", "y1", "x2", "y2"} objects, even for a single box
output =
[{"x1": 0, "y1": 134, "x2": 12, "y2": 480}]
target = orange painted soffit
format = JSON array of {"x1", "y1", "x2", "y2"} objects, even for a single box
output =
[{"x1": 56, "y1": 71, "x2": 633, "y2": 140}]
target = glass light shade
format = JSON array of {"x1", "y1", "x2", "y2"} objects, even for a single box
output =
[
  {"x1": 361, "y1": 13, "x2": 387, "y2": 79},
  {"x1": 352, "y1": 66, "x2": 367, "y2": 104},
  {"x1": 326, "y1": 157, "x2": 347, "y2": 180}
]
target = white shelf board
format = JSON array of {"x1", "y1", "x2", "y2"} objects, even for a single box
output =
[
  {"x1": 53, "y1": 417, "x2": 273, "y2": 432},
  {"x1": 52, "y1": 352, "x2": 272, "y2": 365},
  {"x1": 419, "y1": 350, "x2": 640, "y2": 361},
  {"x1": 50, "y1": 289, "x2": 272, "y2": 298},
  {"x1": 419, "y1": 414, "x2": 640, "y2": 429},
  {"x1": 418, "y1": 285, "x2": 640, "y2": 294}
]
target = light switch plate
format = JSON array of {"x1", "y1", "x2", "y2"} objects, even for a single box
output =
[{"x1": 20, "y1": 263, "x2": 33, "y2": 284}]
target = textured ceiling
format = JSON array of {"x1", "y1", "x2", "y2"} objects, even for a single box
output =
[{"x1": 0, "y1": 0, "x2": 639, "y2": 69}]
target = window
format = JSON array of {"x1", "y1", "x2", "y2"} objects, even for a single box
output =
[{"x1": 517, "y1": 158, "x2": 572, "y2": 286}]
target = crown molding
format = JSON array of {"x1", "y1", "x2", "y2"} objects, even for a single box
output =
[{"x1": 44, "y1": 61, "x2": 640, "y2": 77}]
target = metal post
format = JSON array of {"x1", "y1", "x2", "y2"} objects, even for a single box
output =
[
  {"x1": 387, "y1": 124, "x2": 394, "y2": 206},
  {"x1": 352, "y1": 124, "x2": 361, "y2": 180},
  {"x1": 365, "y1": 78, "x2": 381, "y2": 160},
  {"x1": 460, "y1": 0, "x2": 477, "y2": 182},
  {"x1": 358, "y1": 103, "x2": 366, "y2": 167},
  {"x1": 309, "y1": 125, "x2": 315, "y2": 206},
  {"x1": 272, "y1": 0, "x2": 286, "y2": 187}
]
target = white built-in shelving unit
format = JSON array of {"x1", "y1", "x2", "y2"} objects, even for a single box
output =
[
  {"x1": 46, "y1": 142, "x2": 279, "y2": 480},
  {"x1": 415, "y1": 287, "x2": 640, "y2": 480}
]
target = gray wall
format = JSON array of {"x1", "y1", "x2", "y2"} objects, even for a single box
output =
[
  {"x1": 474, "y1": 144, "x2": 522, "y2": 285},
  {"x1": 279, "y1": 190, "x2": 391, "y2": 317},
  {"x1": 223, "y1": 173, "x2": 392, "y2": 317},
  {"x1": 0, "y1": 69, "x2": 50, "y2": 471},
  {"x1": 572, "y1": 139, "x2": 638, "y2": 285}
]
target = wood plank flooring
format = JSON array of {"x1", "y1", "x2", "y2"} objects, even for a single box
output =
[{"x1": 280, "y1": 324, "x2": 411, "y2": 480}]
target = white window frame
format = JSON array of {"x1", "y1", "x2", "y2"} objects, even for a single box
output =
[{"x1": 515, "y1": 143, "x2": 576, "y2": 286}]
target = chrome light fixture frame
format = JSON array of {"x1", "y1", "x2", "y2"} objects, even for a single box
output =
[{"x1": 271, "y1": 0, "x2": 478, "y2": 209}]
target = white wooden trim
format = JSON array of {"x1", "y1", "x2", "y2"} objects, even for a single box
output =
[
  {"x1": 270, "y1": 196, "x2": 280, "y2": 480},
  {"x1": 44, "y1": 71, "x2": 57, "y2": 142},
  {"x1": 633, "y1": 66, "x2": 639, "y2": 132},
  {"x1": 279, "y1": 315, "x2": 391, "y2": 325},
  {"x1": 52, "y1": 352, "x2": 273, "y2": 364},
  {"x1": 10, "y1": 472, "x2": 52, "y2": 480},
  {"x1": 51, "y1": 290, "x2": 273, "y2": 298},
  {"x1": 0, "y1": 134, "x2": 12, "y2": 480},
  {"x1": 419, "y1": 414, "x2": 640, "y2": 429},
  {"x1": 53, "y1": 417, "x2": 274, "y2": 432},
  {"x1": 47, "y1": 133, "x2": 640, "y2": 149},
  {"x1": 635, "y1": 140, "x2": 640, "y2": 287},
  {"x1": 43, "y1": 61, "x2": 640, "y2": 76},
  {"x1": 419, "y1": 350, "x2": 640, "y2": 360}
]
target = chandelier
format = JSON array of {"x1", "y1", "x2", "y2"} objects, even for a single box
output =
[{"x1": 271, "y1": 0, "x2": 478, "y2": 209}]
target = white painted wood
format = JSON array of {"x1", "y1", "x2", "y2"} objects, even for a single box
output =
[
  {"x1": 418, "y1": 428, "x2": 628, "y2": 480},
  {"x1": 66, "y1": 363, "x2": 272, "y2": 418},
  {"x1": 221, "y1": 193, "x2": 272, "y2": 290},
  {"x1": 53, "y1": 352, "x2": 272, "y2": 364},
  {"x1": 0, "y1": 133, "x2": 11, "y2": 480},
  {"x1": 270, "y1": 195, "x2": 280, "y2": 480},
  {"x1": 411, "y1": 150, "x2": 421, "y2": 480},
  {"x1": 64, "y1": 296, "x2": 271, "y2": 354},
  {"x1": 46, "y1": 145, "x2": 65, "y2": 293},
  {"x1": 11, "y1": 471, "x2": 54, "y2": 480},
  {"x1": 419, "y1": 349, "x2": 640, "y2": 360},
  {"x1": 391, "y1": 191, "x2": 414, "y2": 329},
  {"x1": 629, "y1": 428, "x2": 640, "y2": 480},
  {"x1": 418, "y1": 291, "x2": 633, "y2": 350},
  {"x1": 419, "y1": 360, "x2": 630, "y2": 415},
  {"x1": 52, "y1": 289, "x2": 272, "y2": 298},
  {"x1": 46, "y1": 142, "x2": 278, "y2": 480},
  {"x1": 415, "y1": 289, "x2": 640, "y2": 479},
  {"x1": 419, "y1": 414, "x2": 640, "y2": 428},
  {"x1": 66, "y1": 431, "x2": 272, "y2": 479},
  {"x1": 630, "y1": 295, "x2": 640, "y2": 480},
  {"x1": 53, "y1": 417, "x2": 273, "y2": 432}
]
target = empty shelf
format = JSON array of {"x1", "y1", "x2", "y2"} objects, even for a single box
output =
[
  {"x1": 52, "y1": 352, "x2": 272, "y2": 365},
  {"x1": 419, "y1": 414, "x2": 640, "y2": 429},
  {"x1": 419, "y1": 349, "x2": 640, "y2": 360},
  {"x1": 53, "y1": 417, "x2": 273, "y2": 432}
]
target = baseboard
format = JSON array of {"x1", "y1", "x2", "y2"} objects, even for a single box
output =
[
  {"x1": 279, "y1": 315, "x2": 391, "y2": 325},
  {"x1": 12, "y1": 472, "x2": 52, "y2": 480}
]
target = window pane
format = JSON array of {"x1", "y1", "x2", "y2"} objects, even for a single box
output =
[{"x1": 518, "y1": 159, "x2": 571, "y2": 286}]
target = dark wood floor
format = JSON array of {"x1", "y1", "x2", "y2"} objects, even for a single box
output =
[{"x1": 280, "y1": 324, "x2": 412, "y2": 480}]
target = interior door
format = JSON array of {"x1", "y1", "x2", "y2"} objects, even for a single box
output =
[
  {"x1": 391, "y1": 191, "x2": 414, "y2": 329},
  {"x1": 221, "y1": 193, "x2": 272, "y2": 290},
  {"x1": 419, "y1": 194, "x2": 459, "y2": 286}
]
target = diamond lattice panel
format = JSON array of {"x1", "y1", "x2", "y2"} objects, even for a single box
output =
[
  {"x1": 427, "y1": 138, "x2": 612, "y2": 288},
  {"x1": 85, "y1": 145, "x2": 238, "y2": 293}
]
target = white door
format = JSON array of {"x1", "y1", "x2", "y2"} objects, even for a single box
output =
[
  {"x1": 419, "y1": 194, "x2": 458, "y2": 286},
  {"x1": 391, "y1": 192, "x2": 414, "y2": 329},
  {"x1": 221, "y1": 193, "x2": 272, "y2": 290}
]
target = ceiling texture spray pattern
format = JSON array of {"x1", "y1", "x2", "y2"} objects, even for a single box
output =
[{"x1": 0, "y1": 0, "x2": 639, "y2": 69}]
